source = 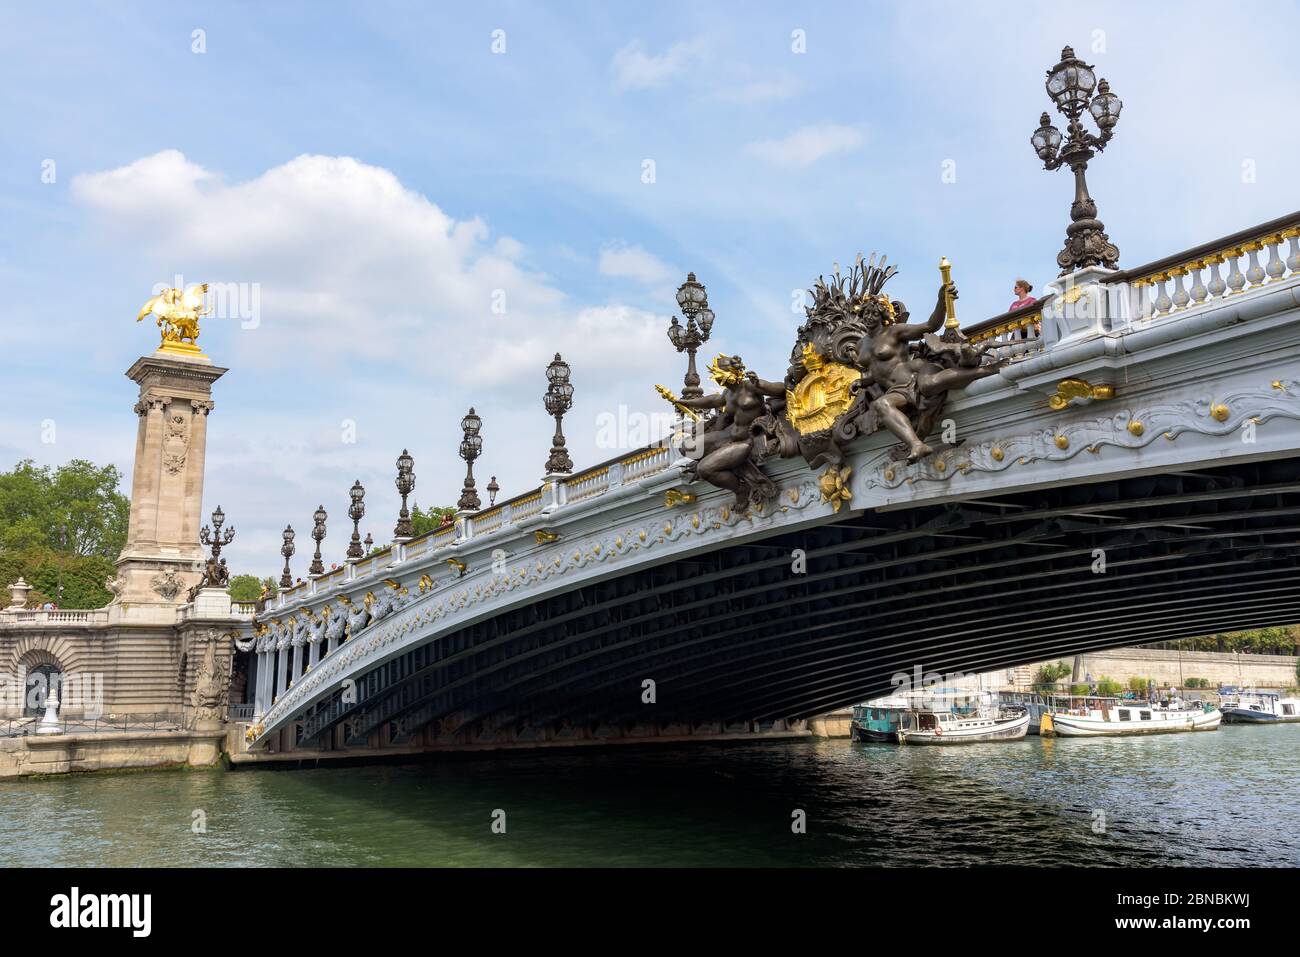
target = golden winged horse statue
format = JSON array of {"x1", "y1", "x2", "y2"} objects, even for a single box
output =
[{"x1": 136, "y1": 283, "x2": 210, "y2": 354}]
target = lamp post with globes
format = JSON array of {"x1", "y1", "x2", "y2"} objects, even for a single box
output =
[
  {"x1": 309, "y1": 505, "x2": 327, "y2": 577},
  {"x1": 346, "y1": 481, "x2": 366, "y2": 561},
  {"x1": 394, "y1": 448, "x2": 415, "y2": 541},
  {"x1": 280, "y1": 525, "x2": 295, "y2": 588},
  {"x1": 457, "y1": 408, "x2": 482, "y2": 512},
  {"x1": 543, "y1": 353, "x2": 574, "y2": 474},
  {"x1": 666, "y1": 272, "x2": 714, "y2": 399},
  {"x1": 1031, "y1": 45, "x2": 1124, "y2": 275}
]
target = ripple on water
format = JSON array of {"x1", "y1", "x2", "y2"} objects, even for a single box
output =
[{"x1": 0, "y1": 725, "x2": 1297, "y2": 866}]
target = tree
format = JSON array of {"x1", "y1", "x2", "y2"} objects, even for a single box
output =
[
  {"x1": 0, "y1": 545, "x2": 115, "y2": 609},
  {"x1": 409, "y1": 502, "x2": 456, "y2": 537},
  {"x1": 0, "y1": 459, "x2": 132, "y2": 609},
  {"x1": 229, "y1": 575, "x2": 262, "y2": 602},
  {"x1": 0, "y1": 459, "x2": 129, "y2": 559}
]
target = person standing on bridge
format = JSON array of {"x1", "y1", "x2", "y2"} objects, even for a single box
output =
[{"x1": 1010, "y1": 279, "x2": 1036, "y2": 312}]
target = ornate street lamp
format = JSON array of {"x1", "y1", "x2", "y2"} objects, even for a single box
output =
[
  {"x1": 1031, "y1": 45, "x2": 1124, "y2": 274},
  {"x1": 309, "y1": 505, "x2": 327, "y2": 577},
  {"x1": 346, "y1": 481, "x2": 366, "y2": 560},
  {"x1": 543, "y1": 353, "x2": 574, "y2": 473},
  {"x1": 280, "y1": 525, "x2": 296, "y2": 588},
  {"x1": 667, "y1": 272, "x2": 715, "y2": 399},
  {"x1": 364, "y1": 532, "x2": 374, "y2": 555},
  {"x1": 198, "y1": 505, "x2": 235, "y2": 589},
  {"x1": 487, "y1": 475, "x2": 500, "y2": 507},
  {"x1": 394, "y1": 448, "x2": 415, "y2": 540},
  {"x1": 200, "y1": 505, "x2": 236, "y2": 562},
  {"x1": 457, "y1": 408, "x2": 482, "y2": 511}
]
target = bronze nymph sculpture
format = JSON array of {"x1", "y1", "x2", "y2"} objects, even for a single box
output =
[
  {"x1": 855, "y1": 280, "x2": 1005, "y2": 462},
  {"x1": 675, "y1": 355, "x2": 784, "y2": 508},
  {"x1": 657, "y1": 254, "x2": 1006, "y2": 504}
]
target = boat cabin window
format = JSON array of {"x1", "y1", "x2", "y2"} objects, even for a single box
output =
[
  {"x1": 1119, "y1": 709, "x2": 1131, "y2": 721},
  {"x1": 1284, "y1": 704, "x2": 1296, "y2": 716},
  {"x1": 1140, "y1": 710, "x2": 1151, "y2": 720}
]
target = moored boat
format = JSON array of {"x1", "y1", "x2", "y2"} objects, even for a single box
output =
[
  {"x1": 1049, "y1": 696, "x2": 1221, "y2": 737},
  {"x1": 1220, "y1": 691, "x2": 1300, "y2": 723},
  {"x1": 850, "y1": 695, "x2": 910, "y2": 742},
  {"x1": 895, "y1": 705, "x2": 1030, "y2": 745}
]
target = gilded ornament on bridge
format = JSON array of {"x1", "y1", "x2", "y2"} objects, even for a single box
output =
[
  {"x1": 785, "y1": 343, "x2": 861, "y2": 436},
  {"x1": 1048, "y1": 377, "x2": 1116, "y2": 410},
  {"x1": 654, "y1": 253, "x2": 1006, "y2": 507},
  {"x1": 136, "y1": 284, "x2": 210, "y2": 357},
  {"x1": 818, "y1": 465, "x2": 853, "y2": 513}
]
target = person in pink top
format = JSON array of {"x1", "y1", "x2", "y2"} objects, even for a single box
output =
[{"x1": 1009, "y1": 279, "x2": 1036, "y2": 312}]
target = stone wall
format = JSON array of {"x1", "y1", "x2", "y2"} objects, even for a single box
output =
[
  {"x1": 0, "y1": 618, "x2": 237, "y2": 721},
  {"x1": 1021, "y1": 648, "x2": 1298, "y2": 689},
  {"x1": 0, "y1": 729, "x2": 225, "y2": 778}
]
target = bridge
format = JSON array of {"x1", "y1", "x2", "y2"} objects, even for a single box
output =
[{"x1": 238, "y1": 212, "x2": 1300, "y2": 756}]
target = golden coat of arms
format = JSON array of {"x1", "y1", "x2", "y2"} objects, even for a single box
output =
[{"x1": 785, "y1": 342, "x2": 862, "y2": 436}]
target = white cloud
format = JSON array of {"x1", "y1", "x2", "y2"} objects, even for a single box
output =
[
  {"x1": 744, "y1": 124, "x2": 865, "y2": 168},
  {"x1": 66, "y1": 151, "x2": 687, "y2": 576},
  {"x1": 610, "y1": 39, "x2": 704, "y2": 91},
  {"x1": 69, "y1": 151, "x2": 675, "y2": 389},
  {"x1": 597, "y1": 243, "x2": 675, "y2": 285}
]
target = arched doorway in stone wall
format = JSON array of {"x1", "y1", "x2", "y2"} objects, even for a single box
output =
[{"x1": 19, "y1": 651, "x2": 63, "y2": 718}]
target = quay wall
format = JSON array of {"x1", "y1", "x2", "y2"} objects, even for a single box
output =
[{"x1": 1021, "y1": 648, "x2": 1298, "y2": 691}]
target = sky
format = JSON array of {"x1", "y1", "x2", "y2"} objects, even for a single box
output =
[{"x1": 1, "y1": 0, "x2": 1296, "y2": 582}]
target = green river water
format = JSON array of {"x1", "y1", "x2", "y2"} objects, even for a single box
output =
[{"x1": 1, "y1": 724, "x2": 1295, "y2": 867}]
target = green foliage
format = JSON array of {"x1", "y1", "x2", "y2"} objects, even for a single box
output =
[
  {"x1": 0, "y1": 459, "x2": 129, "y2": 559},
  {"x1": 0, "y1": 545, "x2": 115, "y2": 609},
  {"x1": 229, "y1": 575, "x2": 262, "y2": 602},
  {"x1": 1128, "y1": 675, "x2": 1148, "y2": 693},
  {"x1": 0, "y1": 459, "x2": 131, "y2": 609},
  {"x1": 1096, "y1": 677, "x2": 1124, "y2": 696},
  {"x1": 1158, "y1": 626, "x2": 1300, "y2": 655},
  {"x1": 1032, "y1": 661, "x2": 1072, "y2": 690},
  {"x1": 1069, "y1": 683, "x2": 1091, "y2": 696},
  {"x1": 1184, "y1": 677, "x2": 1206, "y2": 689},
  {"x1": 409, "y1": 502, "x2": 456, "y2": 537}
]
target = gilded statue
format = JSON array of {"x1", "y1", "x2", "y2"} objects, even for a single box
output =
[{"x1": 137, "y1": 283, "x2": 210, "y2": 354}]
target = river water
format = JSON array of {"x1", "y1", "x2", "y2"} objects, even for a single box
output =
[{"x1": 2, "y1": 724, "x2": 1296, "y2": 867}]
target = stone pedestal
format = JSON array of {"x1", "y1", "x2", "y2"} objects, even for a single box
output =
[
  {"x1": 112, "y1": 350, "x2": 227, "y2": 619},
  {"x1": 191, "y1": 587, "x2": 233, "y2": 619}
]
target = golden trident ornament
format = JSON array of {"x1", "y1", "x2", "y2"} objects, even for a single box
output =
[{"x1": 938, "y1": 257, "x2": 958, "y2": 332}]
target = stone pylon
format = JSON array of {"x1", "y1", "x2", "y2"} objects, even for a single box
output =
[{"x1": 110, "y1": 348, "x2": 227, "y2": 623}]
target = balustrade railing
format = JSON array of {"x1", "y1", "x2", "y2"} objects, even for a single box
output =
[
  {"x1": 1, "y1": 608, "x2": 109, "y2": 626},
  {"x1": 620, "y1": 443, "x2": 674, "y2": 481},
  {"x1": 565, "y1": 465, "x2": 610, "y2": 503},
  {"x1": 964, "y1": 298, "x2": 1049, "y2": 363},
  {"x1": 509, "y1": 491, "x2": 545, "y2": 523},
  {"x1": 1106, "y1": 212, "x2": 1300, "y2": 323},
  {"x1": 472, "y1": 504, "x2": 505, "y2": 535}
]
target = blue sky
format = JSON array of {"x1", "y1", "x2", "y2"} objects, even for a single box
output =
[{"x1": 1, "y1": 1, "x2": 1297, "y2": 580}]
